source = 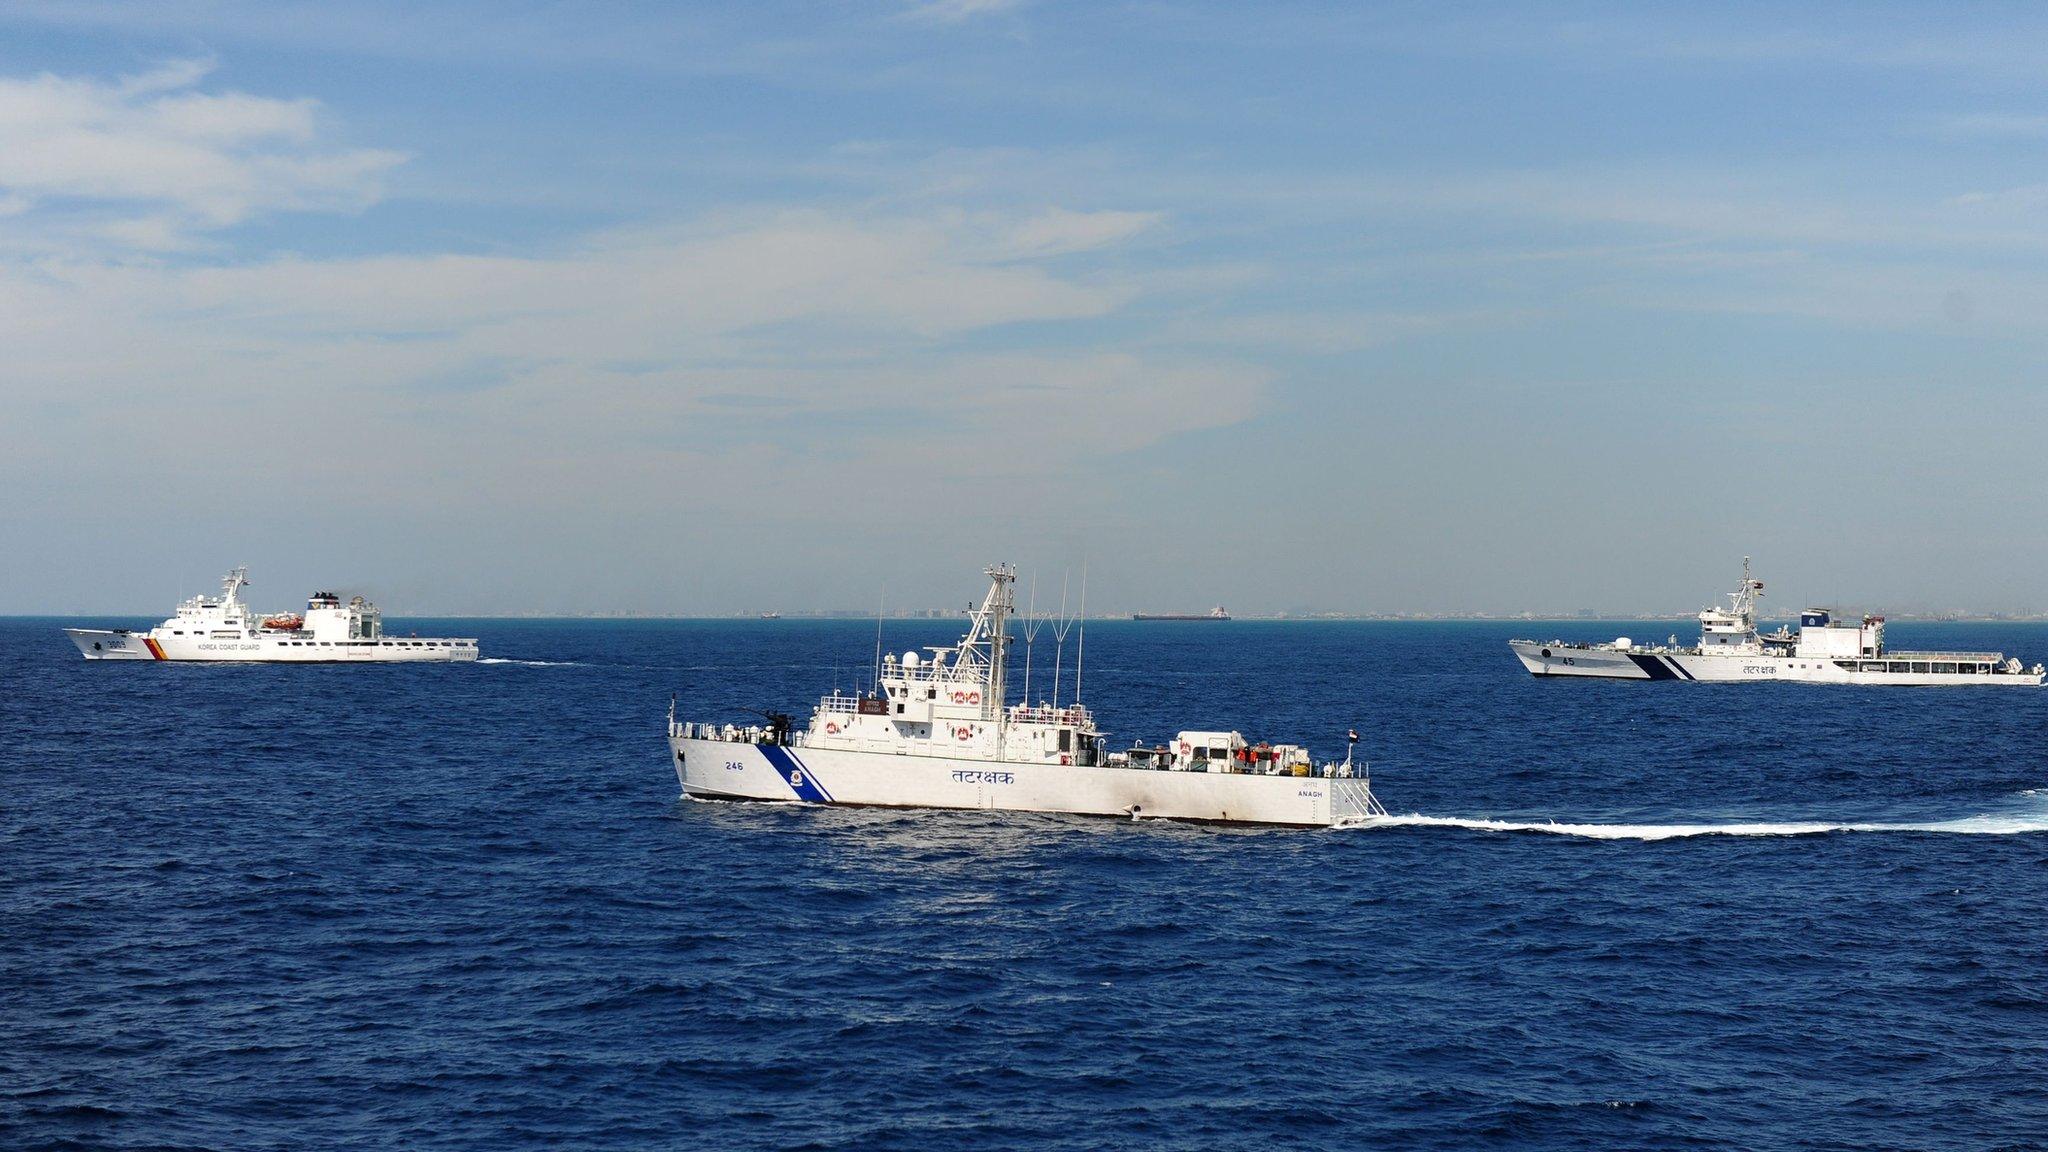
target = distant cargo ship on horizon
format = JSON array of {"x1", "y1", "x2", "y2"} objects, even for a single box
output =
[{"x1": 1132, "y1": 606, "x2": 1231, "y2": 622}]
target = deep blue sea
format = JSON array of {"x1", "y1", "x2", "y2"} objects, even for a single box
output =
[{"x1": 7, "y1": 616, "x2": 2048, "y2": 1150}]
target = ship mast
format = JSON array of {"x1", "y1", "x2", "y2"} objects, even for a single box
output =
[
  {"x1": 943, "y1": 565, "x2": 1016, "y2": 754},
  {"x1": 949, "y1": 565, "x2": 1015, "y2": 704},
  {"x1": 221, "y1": 566, "x2": 249, "y2": 607},
  {"x1": 1731, "y1": 555, "x2": 1761, "y2": 627}
]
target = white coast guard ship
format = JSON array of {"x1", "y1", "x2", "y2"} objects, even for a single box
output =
[
  {"x1": 65, "y1": 568, "x2": 479, "y2": 662},
  {"x1": 1510, "y1": 559, "x2": 2044, "y2": 685},
  {"x1": 669, "y1": 565, "x2": 1384, "y2": 826}
]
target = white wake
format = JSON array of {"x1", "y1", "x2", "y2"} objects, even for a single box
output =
[
  {"x1": 476, "y1": 657, "x2": 584, "y2": 667},
  {"x1": 1345, "y1": 799, "x2": 2048, "y2": 840}
]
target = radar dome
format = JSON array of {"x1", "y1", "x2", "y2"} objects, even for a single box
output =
[
  {"x1": 1614, "y1": 637, "x2": 1634, "y2": 650},
  {"x1": 902, "y1": 651, "x2": 920, "y2": 668}
]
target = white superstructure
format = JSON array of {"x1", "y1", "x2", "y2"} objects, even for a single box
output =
[
  {"x1": 65, "y1": 567, "x2": 478, "y2": 662},
  {"x1": 1510, "y1": 559, "x2": 2043, "y2": 686},
  {"x1": 669, "y1": 564, "x2": 1384, "y2": 826}
]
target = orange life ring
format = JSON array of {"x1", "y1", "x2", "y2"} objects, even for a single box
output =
[{"x1": 824, "y1": 722, "x2": 840, "y2": 734}]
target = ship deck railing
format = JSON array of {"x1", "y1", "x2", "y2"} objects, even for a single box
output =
[
  {"x1": 807, "y1": 696, "x2": 1099, "y2": 729},
  {"x1": 1006, "y1": 703, "x2": 1095, "y2": 727},
  {"x1": 671, "y1": 720, "x2": 1369, "y2": 777},
  {"x1": 1516, "y1": 639, "x2": 1691, "y2": 654},
  {"x1": 675, "y1": 721, "x2": 785, "y2": 744}
]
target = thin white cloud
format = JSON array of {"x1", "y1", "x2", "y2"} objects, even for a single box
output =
[
  {"x1": 1158, "y1": 308, "x2": 1522, "y2": 355},
  {"x1": 902, "y1": 0, "x2": 1027, "y2": 24},
  {"x1": 0, "y1": 205, "x2": 1261, "y2": 530},
  {"x1": 1001, "y1": 207, "x2": 1162, "y2": 258},
  {"x1": 1949, "y1": 183, "x2": 2048, "y2": 210},
  {"x1": 77, "y1": 209, "x2": 1138, "y2": 346},
  {"x1": 0, "y1": 59, "x2": 402, "y2": 244}
]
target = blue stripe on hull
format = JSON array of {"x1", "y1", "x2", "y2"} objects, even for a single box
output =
[
  {"x1": 758, "y1": 744, "x2": 834, "y2": 804},
  {"x1": 1626, "y1": 653, "x2": 1679, "y2": 681}
]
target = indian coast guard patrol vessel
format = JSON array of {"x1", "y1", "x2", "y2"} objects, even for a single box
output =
[
  {"x1": 669, "y1": 564, "x2": 1385, "y2": 826},
  {"x1": 65, "y1": 567, "x2": 478, "y2": 662},
  {"x1": 1510, "y1": 559, "x2": 2044, "y2": 685}
]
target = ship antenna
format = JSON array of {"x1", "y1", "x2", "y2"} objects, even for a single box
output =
[
  {"x1": 1020, "y1": 570, "x2": 1042, "y2": 705},
  {"x1": 1050, "y1": 569, "x2": 1073, "y2": 706},
  {"x1": 1074, "y1": 559, "x2": 1088, "y2": 705},
  {"x1": 871, "y1": 583, "x2": 885, "y2": 694}
]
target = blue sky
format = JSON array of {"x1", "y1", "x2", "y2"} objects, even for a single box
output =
[{"x1": 4, "y1": 2, "x2": 2047, "y2": 615}]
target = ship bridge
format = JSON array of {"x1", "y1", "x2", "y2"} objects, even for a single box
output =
[{"x1": 800, "y1": 565, "x2": 1106, "y2": 766}]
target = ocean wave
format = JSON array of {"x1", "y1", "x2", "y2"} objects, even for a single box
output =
[{"x1": 476, "y1": 658, "x2": 585, "y2": 667}]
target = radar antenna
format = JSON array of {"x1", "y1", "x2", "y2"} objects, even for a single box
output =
[{"x1": 221, "y1": 566, "x2": 250, "y2": 606}]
